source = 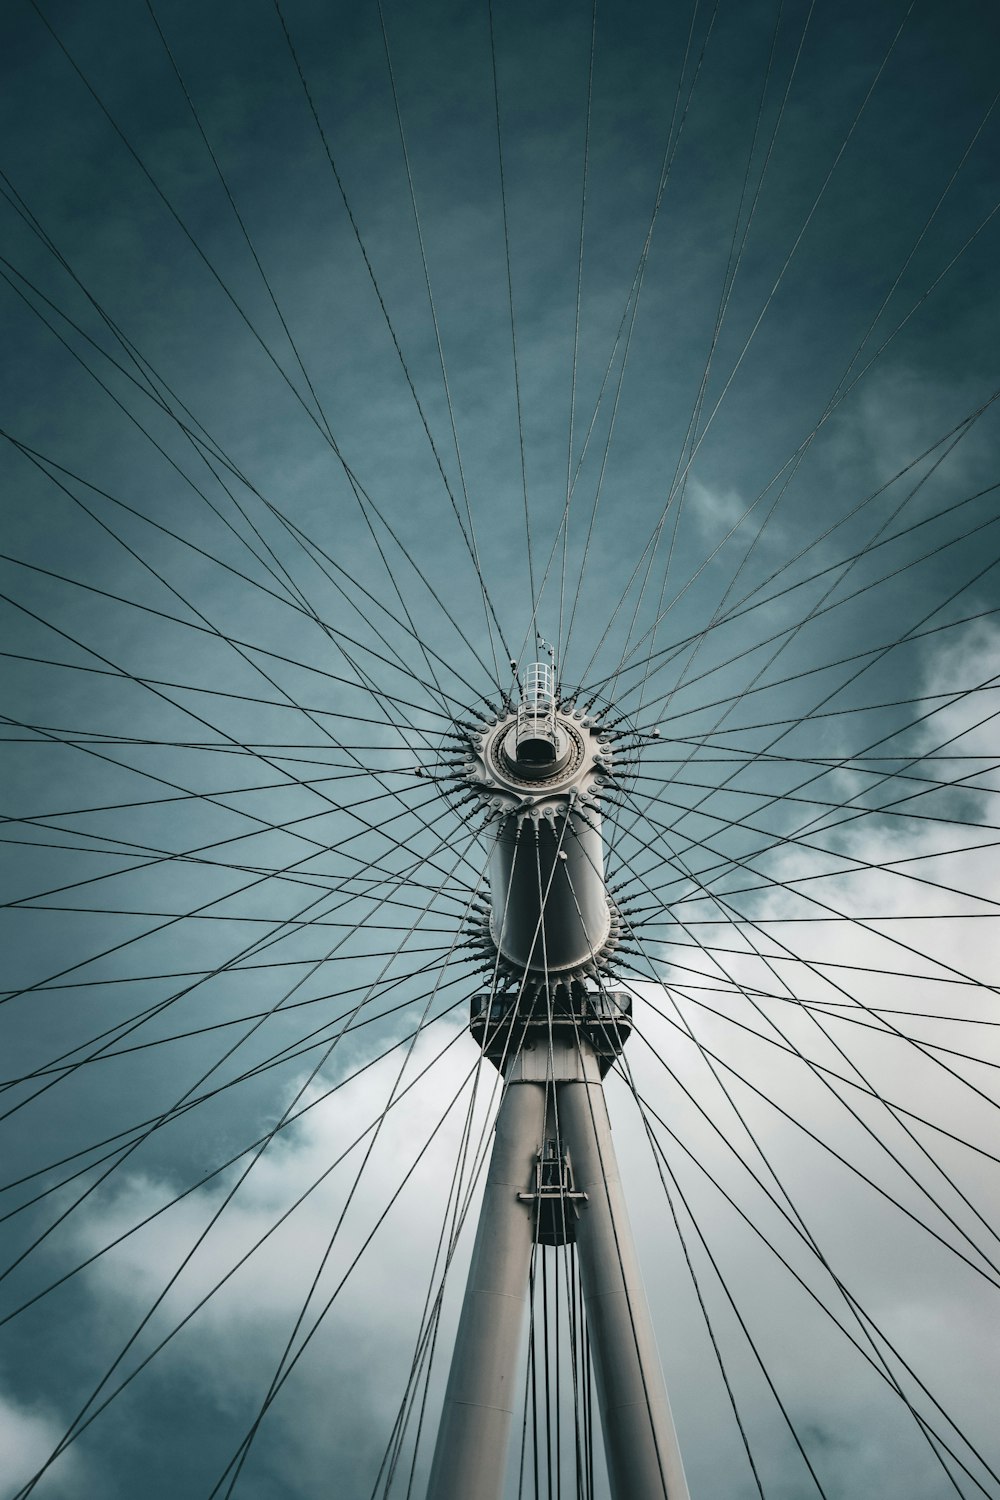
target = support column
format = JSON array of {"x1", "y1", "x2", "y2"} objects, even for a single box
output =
[
  {"x1": 425, "y1": 1078, "x2": 546, "y2": 1500},
  {"x1": 559, "y1": 1074, "x2": 691, "y2": 1500}
]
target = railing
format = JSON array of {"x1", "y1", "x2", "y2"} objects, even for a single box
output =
[{"x1": 515, "y1": 660, "x2": 558, "y2": 763}]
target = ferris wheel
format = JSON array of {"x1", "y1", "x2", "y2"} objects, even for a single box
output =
[{"x1": 1, "y1": 2, "x2": 998, "y2": 1497}]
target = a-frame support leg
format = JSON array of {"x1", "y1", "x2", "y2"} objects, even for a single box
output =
[
  {"x1": 559, "y1": 1069, "x2": 690, "y2": 1500},
  {"x1": 425, "y1": 1078, "x2": 545, "y2": 1500},
  {"x1": 427, "y1": 1034, "x2": 690, "y2": 1499}
]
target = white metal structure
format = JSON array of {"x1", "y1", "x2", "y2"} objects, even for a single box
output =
[{"x1": 427, "y1": 671, "x2": 690, "y2": 1499}]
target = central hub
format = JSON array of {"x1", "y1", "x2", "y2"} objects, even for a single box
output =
[
  {"x1": 460, "y1": 677, "x2": 620, "y2": 984},
  {"x1": 466, "y1": 707, "x2": 610, "y2": 815},
  {"x1": 499, "y1": 719, "x2": 577, "y2": 779}
]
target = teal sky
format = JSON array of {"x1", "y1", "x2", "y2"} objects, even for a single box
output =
[{"x1": 1, "y1": 2, "x2": 999, "y2": 1497}]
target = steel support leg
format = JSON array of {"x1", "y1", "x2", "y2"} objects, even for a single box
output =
[
  {"x1": 559, "y1": 1074, "x2": 691, "y2": 1500},
  {"x1": 425, "y1": 1079, "x2": 546, "y2": 1500}
]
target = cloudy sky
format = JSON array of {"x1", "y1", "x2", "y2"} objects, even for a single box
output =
[{"x1": 1, "y1": 1, "x2": 999, "y2": 1496}]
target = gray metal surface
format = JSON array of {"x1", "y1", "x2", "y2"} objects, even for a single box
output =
[
  {"x1": 559, "y1": 1075, "x2": 691, "y2": 1500},
  {"x1": 489, "y1": 806, "x2": 612, "y2": 976},
  {"x1": 425, "y1": 1080, "x2": 547, "y2": 1500},
  {"x1": 462, "y1": 695, "x2": 619, "y2": 980}
]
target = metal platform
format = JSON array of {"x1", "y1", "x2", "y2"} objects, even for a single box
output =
[{"x1": 470, "y1": 986, "x2": 633, "y2": 1076}]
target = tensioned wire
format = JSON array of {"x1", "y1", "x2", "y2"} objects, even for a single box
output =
[
  {"x1": 0, "y1": 984, "x2": 464, "y2": 1230},
  {"x1": 31, "y1": 0, "x2": 505, "y2": 693},
  {"x1": 595, "y1": 0, "x2": 806, "y2": 712},
  {"x1": 373, "y1": 1047, "x2": 510, "y2": 1498},
  {"x1": 0, "y1": 643, "x2": 458, "y2": 736},
  {"x1": 371, "y1": 815, "x2": 600, "y2": 1496},
  {"x1": 567, "y1": 0, "x2": 913, "y2": 697},
  {"x1": 612, "y1": 960, "x2": 1000, "y2": 1304},
  {"x1": 555, "y1": 0, "x2": 712, "y2": 670},
  {"x1": 372, "y1": 833, "x2": 546, "y2": 1496},
  {"x1": 142, "y1": 0, "x2": 334, "y2": 456},
  {"x1": 585, "y1": 384, "x2": 1000, "y2": 761},
  {"x1": 217, "y1": 826, "x2": 527, "y2": 1495},
  {"x1": 600, "y1": 398, "x2": 1000, "y2": 733},
  {"x1": 0, "y1": 806, "x2": 473, "y2": 1143},
  {"x1": 607, "y1": 743, "x2": 1000, "y2": 1095},
  {"x1": 616, "y1": 1048, "x2": 974, "y2": 1496},
  {"x1": 0, "y1": 553, "x2": 460, "y2": 767},
  {"x1": 3, "y1": 2, "x2": 995, "y2": 1488},
  {"x1": 0, "y1": 421, "x2": 488, "y2": 717},
  {"x1": 487, "y1": 0, "x2": 537, "y2": 638},
  {"x1": 629, "y1": 978, "x2": 1000, "y2": 1141},
  {"x1": 272, "y1": 0, "x2": 509, "y2": 691},
  {"x1": 535, "y1": 851, "x2": 686, "y2": 1497},
  {"x1": 0, "y1": 772, "x2": 445, "y2": 927},
  {"x1": 11, "y1": 817, "x2": 490, "y2": 1499},
  {"x1": 623, "y1": 617, "x2": 1000, "y2": 752},
  {"x1": 0, "y1": 227, "x2": 499, "y2": 700},
  {"x1": 203, "y1": 852, "x2": 497, "y2": 1499},
  {"x1": 0, "y1": 950, "x2": 478, "y2": 1101},
  {"x1": 13, "y1": 0, "x2": 995, "y2": 774},
  {"x1": 0, "y1": 763, "x2": 450, "y2": 862},
  {"x1": 0, "y1": 185, "x2": 367, "y2": 657},
  {"x1": 583, "y1": 160, "x2": 1000, "y2": 716},
  {"x1": 3, "y1": 53, "x2": 503, "y2": 704},
  {"x1": 627, "y1": 770, "x2": 1000, "y2": 861},
  {"x1": 625, "y1": 768, "x2": 1000, "y2": 923},
  {"x1": 630, "y1": 731, "x2": 1000, "y2": 809},
  {"x1": 554, "y1": 708, "x2": 1000, "y2": 1224},
  {"x1": 564, "y1": 802, "x2": 999, "y2": 1284},
  {"x1": 376, "y1": 0, "x2": 509, "y2": 684},
  {"x1": 594, "y1": 933, "x2": 999, "y2": 1010},
  {"x1": 611, "y1": 1010, "x2": 1000, "y2": 1496},
  {"x1": 593, "y1": 534, "x2": 1000, "y2": 876},
  {"x1": 0, "y1": 730, "x2": 468, "y2": 1016},
  {"x1": 0, "y1": 984, "x2": 472, "y2": 1317},
  {"x1": 644, "y1": 474, "x2": 1000, "y2": 699},
  {"x1": 213, "y1": 931, "x2": 588, "y2": 1497},
  {"x1": 592, "y1": 211, "x2": 1000, "y2": 717},
  {"x1": 599, "y1": 944, "x2": 997, "y2": 1492},
  {"x1": 555, "y1": 0, "x2": 598, "y2": 674},
  {"x1": 614, "y1": 807, "x2": 1000, "y2": 1182},
  {"x1": 619, "y1": 690, "x2": 1000, "y2": 920},
  {"x1": 0, "y1": 814, "x2": 487, "y2": 1295},
  {"x1": 13, "y1": 1027, "x2": 484, "y2": 1500},
  {"x1": 623, "y1": 1069, "x2": 997, "y2": 1493},
  {"x1": 0, "y1": 762, "x2": 472, "y2": 1100},
  {"x1": 372, "y1": 1072, "x2": 491, "y2": 1497},
  {"x1": 614, "y1": 784, "x2": 1000, "y2": 1275},
  {"x1": 600, "y1": 442, "x2": 1000, "y2": 909},
  {"x1": 536, "y1": 0, "x2": 725, "y2": 676},
  {"x1": 0, "y1": 966, "x2": 478, "y2": 1230},
  {"x1": 0, "y1": 535, "x2": 494, "y2": 916},
  {"x1": 381, "y1": 1027, "x2": 544, "y2": 1487},
  {"x1": 609, "y1": 669, "x2": 1000, "y2": 987},
  {"x1": 564, "y1": 834, "x2": 995, "y2": 1492},
  {"x1": 613, "y1": 64, "x2": 1000, "y2": 718},
  {"x1": 5, "y1": 432, "x2": 470, "y2": 808},
  {"x1": 620, "y1": 1055, "x2": 778, "y2": 1500},
  {"x1": 0, "y1": 211, "x2": 329, "y2": 625}
]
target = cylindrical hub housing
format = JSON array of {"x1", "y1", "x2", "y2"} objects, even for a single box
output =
[
  {"x1": 490, "y1": 805, "x2": 611, "y2": 976},
  {"x1": 464, "y1": 691, "x2": 619, "y2": 981}
]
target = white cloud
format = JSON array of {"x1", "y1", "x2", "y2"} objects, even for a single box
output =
[
  {"x1": 0, "y1": 1386, "x2": 87, "y2": 1500},
  {"x1": 57, "y1": 1017, "x2": 493, "y2": 1488}
]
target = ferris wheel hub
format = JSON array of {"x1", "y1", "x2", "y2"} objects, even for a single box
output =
[{"x1": 456, "y1": 669, "x2": 624, "y2": 985}]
